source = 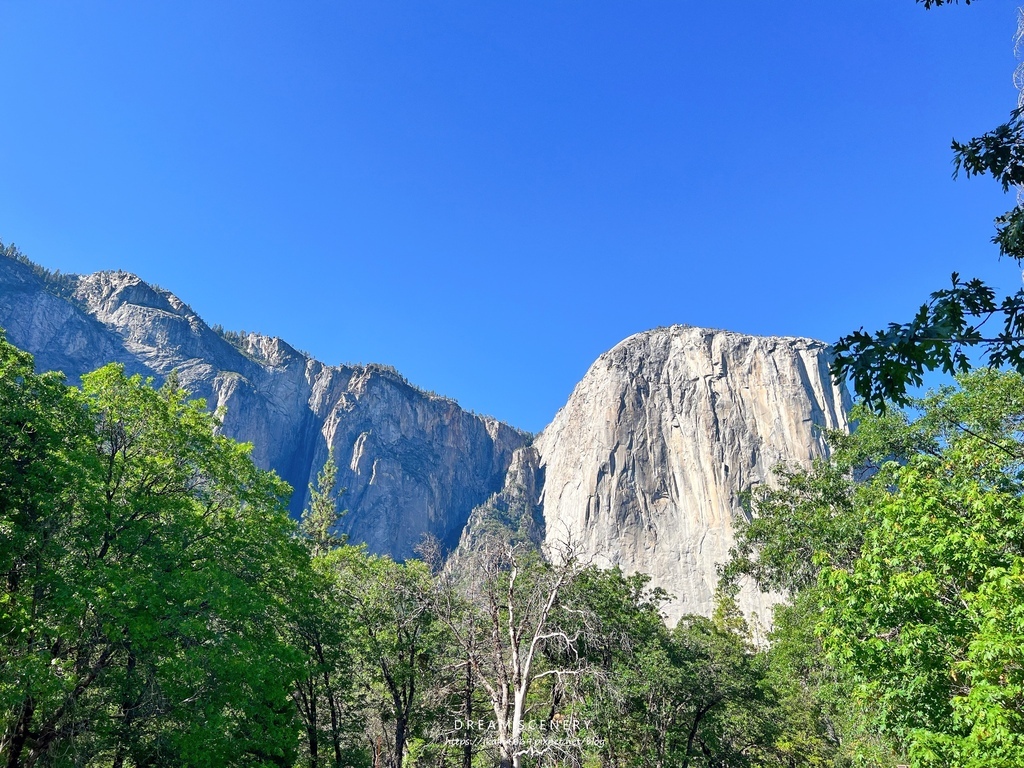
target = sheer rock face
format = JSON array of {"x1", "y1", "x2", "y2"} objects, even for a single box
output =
[
  {"x1": 2, "y1": 254, "x2": 852, "y2": 617},
  {"x1": 533, "y1": 326, "x2": 850, "y2": 623},
  {"x1": 0, "y1": 256, "x2": 529, "y2": 558}
]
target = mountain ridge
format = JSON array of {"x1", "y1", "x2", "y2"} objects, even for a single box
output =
[
  {"x1": 0, "y1": 246, "x2": 529, "y2": 559},
  {"x1": 0, "y1": 244, "x2": 850, "y2": 619}
]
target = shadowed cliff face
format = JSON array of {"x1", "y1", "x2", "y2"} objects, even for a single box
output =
[
  {"x1": 532, "y1": 326, "x2": 851, "y2": 624},
  {"x1": 0, "y1": 256, "x2": 529, "y2": 559}
]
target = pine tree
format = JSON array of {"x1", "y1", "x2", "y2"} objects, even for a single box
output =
[{"x1": 300, "y1": 451, "x2": 347, "y2": 557}]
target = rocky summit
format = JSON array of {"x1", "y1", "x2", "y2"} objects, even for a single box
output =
[{"x1": 0, "y1": 250, "x2": 850, "y2": 619}]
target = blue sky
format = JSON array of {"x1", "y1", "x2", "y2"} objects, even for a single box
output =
[{"x1": 1, "y1": 1, "x2": 1022, "y2": 432}]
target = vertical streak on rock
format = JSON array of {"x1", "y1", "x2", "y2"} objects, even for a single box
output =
[{"x1": 534, "y1": 326, "x2": 849, "y2": 624}]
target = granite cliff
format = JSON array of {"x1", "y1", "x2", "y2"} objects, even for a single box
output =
[
  {"x1": 463, "y1": 326, "x2": 850, "y2": 623},
  {"x1": 1, "y1": 249, "x2": 850, "y2": 620},
  {"x1": 0, "y1": 253, "x2": 529, "y2": 558}
]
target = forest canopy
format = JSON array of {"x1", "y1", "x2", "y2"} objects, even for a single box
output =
[
  {"x1": 0, "y1": 330, "x2": 791, "y2": 768},
  {"x1": 5, "y1": 311, "x2": 1024, "y2": 767}
]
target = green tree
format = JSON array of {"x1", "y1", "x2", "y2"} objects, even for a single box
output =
[
  {"x1": 0, "y1": 334, "x2": 308, "y2": 768},
  {"x1": 301, "y1": 451, "x2": 347, "y2": 558},
  {"x1": 0, "y1": 332, "x2": 96, "y2": 767},
  {"x1": 583, "y1": 604, "x2": 777, "y2": 768},
  {"x1": 567, "y1": 567, "x2": 668, "y2": 767},
  {"x1": 820, "y1": 370, "x2": 1024, "y2": 767},
  {"x1": 293, "y1": 455, "x2": 368, "y2": 768},
  {"x1": 720, "y1": 428, "x2": 886, "y2": 768},
  {"x1": 730, "y1": 369, "x2": 1024, "y2": 767},
  {"x1": 335, "y1": 549, "x2": 441, "y2": 768}
]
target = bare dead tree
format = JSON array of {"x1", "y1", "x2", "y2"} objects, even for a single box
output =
[{"x1": 428, "y1": 536, "x2": 592, "y2": 768}]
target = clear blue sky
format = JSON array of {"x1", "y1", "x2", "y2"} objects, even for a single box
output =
[{"x1": 1, "y1": 1, "x2": 1021, "y2": 432}]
